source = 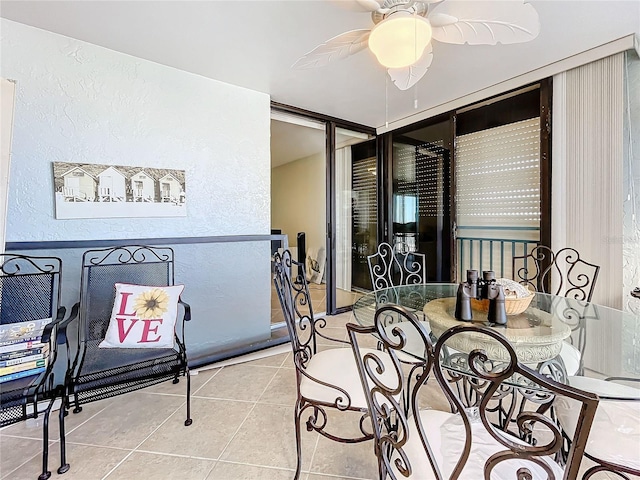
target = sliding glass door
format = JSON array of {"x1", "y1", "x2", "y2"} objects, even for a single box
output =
[
  {"x1": 390, "y1": 118, "x2": 454, "y2": 282},
  {"x1": 331, "y1": 128, "x2": 376, "y2": 311}
]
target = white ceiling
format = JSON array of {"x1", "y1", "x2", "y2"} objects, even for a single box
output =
[{"x1": 1, "y1": 0, "x2": 639, "y2": 131}]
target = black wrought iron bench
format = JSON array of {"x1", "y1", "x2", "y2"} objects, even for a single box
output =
[
  {"x1": 56, "y1": 245, "x2": 192, "y2": 475},
  {"x1": 0, "y1": 254, "x2": 66, "y2": 480}
]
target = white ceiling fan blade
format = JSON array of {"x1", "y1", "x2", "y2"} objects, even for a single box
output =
[
  {"x1": 291, "y1": 29, "x2": 371, "y2": 69},
  {"x1": 355, "y1": 0, "x2": 384, "y2": 12},
  {"x1": 430, "y1": 1, "x2": 540, "y2": 45},
  {"x1": 428, "y1": 13, "x2": 458, "y2": 28},
  {"x1": 329, "y1": 0, "x2": 387, "y2": 13},
  {"x1": 387, "y1": 44, "x2": 434, "y2": 91}
]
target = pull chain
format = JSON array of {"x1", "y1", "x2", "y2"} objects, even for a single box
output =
[{"x1": 385, "y1": 71, "x2": 389, "y2": 129}]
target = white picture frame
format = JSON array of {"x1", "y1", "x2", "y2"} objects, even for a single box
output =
[{"x1": 52, "y1": 162, "x2": 186, "y2": 219}]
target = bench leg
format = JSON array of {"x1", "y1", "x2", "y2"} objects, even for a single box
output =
[
  {"x1": 37, "y1": 399, "x2": 54, "y2": 480},
  {"x1": 184, "y1": 368, "x2": 192, "y2": 426},
  {"x1": 72, "y1": 390, "x2": 82, "y2": 414},
  {"x1": 57, "y1": 400, "x2": 70, "y2": 475}
]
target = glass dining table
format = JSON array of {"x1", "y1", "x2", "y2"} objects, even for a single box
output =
[
  {"x1": 352, "y1": 283, "x2": 640, "y2": 402},
  {"x1": 353, "y1": 283, "x2": 640, "y2": 476}
]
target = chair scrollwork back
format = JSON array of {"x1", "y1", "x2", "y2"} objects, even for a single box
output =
[
  {"x1": 367, "y1": 242, "x2": 427, "y2": 292},
  {"x1": 513, "y1": 245, "x2": 600, "y2": 302},
  {"x1": 348, "y1": 314, "x2": 600, "y2": 480}
]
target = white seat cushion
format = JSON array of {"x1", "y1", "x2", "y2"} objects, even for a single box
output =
[
  {"x1": 558, "y1": 376, "x2": 640, "y2": 471},
  {"x1": 395, "y1": 409, "x2": 565, "y2": 479},
  {"x1": 559, "y1": 341, "x2": 581, "y2": 376},
  {"x1": 300, "y1": 348, "x2": 399, "y2": 410}
]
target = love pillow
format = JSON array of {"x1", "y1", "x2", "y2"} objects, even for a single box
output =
[{"x1": 99, "y1": 283, "x2": 185, "y2": 349}]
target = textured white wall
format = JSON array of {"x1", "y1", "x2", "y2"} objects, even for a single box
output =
[
  {"x1": 0, "y1": 19, "x2": 273, "y2": 357},
  {"x1": 0, "y1": 19, "x2": 270, "y2": 241}
]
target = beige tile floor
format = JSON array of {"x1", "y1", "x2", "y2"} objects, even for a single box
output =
[
  {"x1": 271, "y1": 283, "x2": 364, "y2": 324},
  {"x1": 0, "y1": 311, "x2": 627, "y2": 480},
  {"x1": 0, "y1": 312, "x2": 419, "y2": 480}
]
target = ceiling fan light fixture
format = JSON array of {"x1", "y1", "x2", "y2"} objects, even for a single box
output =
[{"x1": 368, "y1": 13, "x2": 432, "y2": 69}]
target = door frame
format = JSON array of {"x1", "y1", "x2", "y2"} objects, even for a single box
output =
[{"x1": 271, "y1": 102, "x2": 376, "y2": 316}]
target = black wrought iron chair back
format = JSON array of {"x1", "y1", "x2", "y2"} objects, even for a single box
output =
[
  {"x1": 0, "y1": 254, "x2": 66, "y2": 480},
  {"x1": 58, "y1": 246, "x2": 192, "y2": 475},
  {"x1": 347, "y1": 311, "x2": 600, "y2": 480},
  {"x1": 512, "y1": 245, "x2": 600, "y2": 302},
  {"x1": 273, "y1": 249, "x2": 382, "y2": 480},
  {"x1": 272, "y1": 249, "x2": 317, "y2": 359},
  {"x1": 367, "y1": 242, "x2": 427, "y2": 292}
]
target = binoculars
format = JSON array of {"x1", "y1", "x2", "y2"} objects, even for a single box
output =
[{"x1": 454, "y1": 270, "x2": 507, "y2": 326}]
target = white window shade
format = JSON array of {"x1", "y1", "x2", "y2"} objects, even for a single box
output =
[{"x1": 456, "y1": 118, "x2": 541, "y2": 228}]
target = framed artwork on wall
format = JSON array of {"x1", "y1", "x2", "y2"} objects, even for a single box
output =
[{"x1": 52, "y1": 162, "x2": 186, "y2": 219}]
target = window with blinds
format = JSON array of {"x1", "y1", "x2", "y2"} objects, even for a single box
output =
[
  {"x1": 352, "y1": 156, "x2": 377, "y2": 234},
  {"x1": 456, "y1": 117, "x2": 540, "y2": 227},
  {"x1": 391, "y1": 118, "x2": 453, "y2": 281},
  {"x1": 455, "y1": 117, "x2": 541, "y2": 278},
  {"x1": 351, "y1": 154, "x2": 377, "y2": 290}
]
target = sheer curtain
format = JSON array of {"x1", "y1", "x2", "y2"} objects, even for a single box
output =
[
  {"x1": 335, "y1": 146, "x2": 352, "y2": 292},
  {"x1": 552, "y1": 53, "x2": 624, "y2": 308}
]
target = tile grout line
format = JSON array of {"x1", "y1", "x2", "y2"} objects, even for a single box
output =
[
  {"x1": 0, "y1": 442, "x2": 47, "y2": 480},
  {"x1": 100, "y1": 396, "x2": 190, "y2": 480},
  {"x1": 306, "y1": 430, "x2": 322, "y2": 479},
  {"x1": 213, "y1": 459, "x2": 295, "y2": 472},
  {"x1": 190, "y1": 395, "x2": 255, "y2": 404},
  {"x1": 213, "y1": 365, "x2": 282, "y2": 469},
  {"x1": 96, "y1": 369, "x2": 224, "y2": 480},
  {"x1": 201, "y1": 460, "x2": 217, "y2": 480},
  {"x1": 67, "y1": 368, "x2": 217, "y2": 479},
  {"x1": 0, "y1": 400, "x2": 114, "y2": 479},
  {"x1": 191, "y1": 366, "x2": 222, "y2": 395}
]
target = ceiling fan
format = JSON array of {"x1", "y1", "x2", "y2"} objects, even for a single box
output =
[{"x1": 292, "y1": 0, "x2": 540, "y2": 90}]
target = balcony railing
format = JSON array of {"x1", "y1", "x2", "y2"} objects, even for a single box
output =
[{"x1": 456, "y1": 226, "x2": 540, "y2": 280}]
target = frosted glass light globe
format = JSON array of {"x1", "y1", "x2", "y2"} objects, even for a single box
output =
[{"x1": 368, "y1": 14, "x2": 432, "y2": 69}]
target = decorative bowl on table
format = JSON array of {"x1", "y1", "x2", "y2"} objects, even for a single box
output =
[
  {"x1": 470, "y1": 278, "x2": 535, "y2": 315},
  {"x1": 423, "y1": 297, "x2": 571, "y2": 364}
]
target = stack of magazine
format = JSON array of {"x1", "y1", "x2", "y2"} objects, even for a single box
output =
[{"x1": 0, "y1": 318, "x2": 52, "y2": 384}]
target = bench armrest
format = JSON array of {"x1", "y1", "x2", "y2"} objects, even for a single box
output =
[
  {"x1": 56, "y1": 302, "x2": 80, "y2": 347},
  {"x1": 179, "y1": 299, "x2": 191, "y2": 321},
  {"x1": 41, "y1": 306, "x2": 67, "y2": 344}
]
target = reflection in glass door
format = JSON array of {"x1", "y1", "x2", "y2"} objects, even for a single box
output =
[
  {"x1": 391, "y1": 119, "x2": 453, "y2": 282},
  {"x1": 334, "y1": 129, "x2": 376, "y2": 309}
]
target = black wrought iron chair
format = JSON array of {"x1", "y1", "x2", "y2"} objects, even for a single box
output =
[
  {"x1": 0, "y1": 254, "x2": 66, "y2": 480},
  {"x1": 367, "y1": 241, "x2": 427, "y2": 292},
  {"x1": 272, "y1": 249, "x2": 397, "y2": 480},
  {"x1": 57, "y1": 245, "x2": 191, "y2": 474},
  {"x1": 347, "y1": 305, "x2": 600, "y2": 480},
  {"x1": 512, "y1": 245, "x2": 600, "y2": 302},
  {"x1": 514, "y1": 245, "x2": 600, "y2": 379}
]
